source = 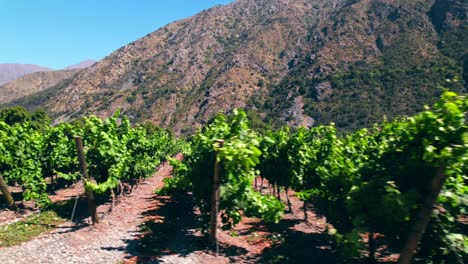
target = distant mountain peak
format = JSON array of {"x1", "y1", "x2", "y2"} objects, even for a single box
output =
[
  {"x1": 0, "y1": 63, "x2": 52, "y2": 86},
  {"x1": 63, "y1": 60, "x2": 97, "y2": 70}
]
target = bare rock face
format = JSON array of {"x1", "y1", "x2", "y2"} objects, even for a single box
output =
[
  {"x1": 8, "y1": 0, "x2": 467, "y2": 133},
  {"x1": 287, "y1": 96, "x2": 314, "y2": 128},
  {"x1": 315, "y1": 82, "x2": 332, "y2": 102}
]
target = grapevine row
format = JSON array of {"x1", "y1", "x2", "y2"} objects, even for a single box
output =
[
  {"x1": 0, "y1": 111, "x2": 181, "y2": 209},
  {"x1": 258, "y1": 91, "x2": 466, "y2": 262},
  {"x1": 165, "y1": 92, "x2": 466, "y2": 262}
]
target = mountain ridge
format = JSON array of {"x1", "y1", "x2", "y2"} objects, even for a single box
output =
[
  {"x1": 6, "y1": 0, "x2": 467, "y2": 133},
  {"x1": 0, "y1": 69, "x2": 80, "y2": 104},
  {"x1": 63, "y1": 59, "x2": 97, "y2": 70},
  {"x1": 0, "y1": 59, "x2": 98, "y2": 104}
]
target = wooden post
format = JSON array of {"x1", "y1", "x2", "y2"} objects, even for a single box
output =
[
  {"x1": 303, "y1": 200, "x2": 308, "y2": 221},
  {"x1": 74, "y1": 136, "x2": 99, "y2": 224},
  {"x1": 260, "y1": 176, "x2": 264, "y2": 194},
  {"x1": 210, "y1": 140, "x2": 224, "y2": 254},
  {"x1": 369, "y1": 231, "x2": 376, "y2": 263},
  {"x1": 286, "y1": 188, "x2": 292, "y2": 212},
  {"x1": 0, "y1": 174, "x2": 15, "y2": 210},
  {"x1": 398, "y1": 165, "x2": 446, "y2": 264}
]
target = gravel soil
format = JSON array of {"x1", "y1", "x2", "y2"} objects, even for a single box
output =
[{"x1": 0, "y1": 160, "x2": 174, "y2": 264}]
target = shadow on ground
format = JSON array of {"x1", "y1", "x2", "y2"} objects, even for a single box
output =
[
  {"x1": 232, "y1": 214, "x2": 337, "y2": 264},
  {"x1": 256, "y1": 213, "x2": 398, "y2": 264},
  {"x1": 259, "y1": 231, "x2": 336, "y2": 263},
  {"x1": 122, "y1": 192, "x2": 254, "y2": 263},
  {"x1": 118, "y1": 191, "x2": 339, "y2": 264},
  {"x1": 0, "y1": 188, "x2": 33, "y2": 211}
]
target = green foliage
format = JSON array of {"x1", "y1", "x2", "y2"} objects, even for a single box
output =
[
  {"x1": 258, "y1": 127, "x2": 292, "y2": 191},
  {"x1": 30, "y1": 109, "x2": 51, "y2": 130},
  {"x1": 78, "y1": 111, "x2": 180, "y2": 194},
  {"x1": 157, "y1": 157, "x2": 190, "y2": 195},
  {"x1": 0, "y1": 106, "x2": 50, "y2": 131},
  {"x1": 41, "y1": 122, "x2": 80, "y2": 181},
  {"x1": 264, "y1": 91, "x2": 467, "y2": 261},
  {"x1": 0, "y1": 106, "x2": 31, "y2": 125},
  {"x1": 244, "y1": 109, "x2": 271, "y2": 133},
  {"x1": 0, "y1": 121, "x2": 49, "y2": 206},
  {"x1": 138, "y1": 121, "x2": 174, "y2": 137},
  {"x1": 0, "y1": 109, "x2": 181, "y2": 207},
  {"x1": 164, "y1": 109, "x2": 284, "y2": 231},
  {"x1": 0, "y1": 86, "x2": 465, "y2": 263}
]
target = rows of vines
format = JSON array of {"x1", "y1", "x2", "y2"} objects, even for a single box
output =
[
  {"x1": 162, "y1": 109, "x2": 284, "y2": 230},
  {"x1": 0, "y1": 91, "x2": 465, "y2": 262},
  {"x1": 164, "y1": 92, "x2": 466, "y2": 263},
  {"x1": 258, "y1": 91, "x2": 467, "y2": 263},
  {"x1": 0, "y1": 111, "x2": 181, "y2": 209}
]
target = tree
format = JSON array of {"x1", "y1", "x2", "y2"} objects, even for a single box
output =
[{"x1": 0, "y1": 106, "x2": 31, "y2": 125}]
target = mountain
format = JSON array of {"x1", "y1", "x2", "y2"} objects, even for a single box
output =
[
  {"x1": 0, "y1": 60, "x2": 97, "y2": 104},
  {"x1": 63, "y1": 60, "x2": 97, "y2": 70},
  {"x1": 9, "y1": 0, "x2": 467, "y2": 134},
  {"x1": 0, "y1": 64, "x2": 52, "y2": 86},
  {"x1": 0, "y1": 69, "x2": 80, "y2": 104}
]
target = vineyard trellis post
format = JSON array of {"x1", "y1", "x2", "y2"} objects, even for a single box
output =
[
  {"x1": 398, "y1": 165, "x2": 446, "y2": 264},
  {"x1": 210, "y1": 139, "x2": 224, "y2": 255},
  {"x1": 74, "y1": 136, "x2": 99, "y2": 225},
  {"x1": 0, "y1": 174, "x2": 15, "y2": 210}
]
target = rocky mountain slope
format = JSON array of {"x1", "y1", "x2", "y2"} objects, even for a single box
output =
[
  {"x1": 0, "y1": 69, "x2": 80, "y2": 104},
  {"x1": 0, "y1": 64, "x2": 52, "y2": 86},
  {"x1": 8, "y1": 0, "x2": 467, "y2": 133}
]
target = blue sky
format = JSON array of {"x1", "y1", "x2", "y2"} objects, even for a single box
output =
[{"x1": 0, "y1": 0, "x2": 234, "y2": 69}]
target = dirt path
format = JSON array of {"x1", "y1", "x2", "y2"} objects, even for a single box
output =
[
  {"x1": 123, "y1": 177, "x2": 336, "y2": 264},
  {"x1": 0, "y1": 161, "x2": 173, "y2": 264}
]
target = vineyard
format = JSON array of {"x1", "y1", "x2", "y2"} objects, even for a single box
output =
[
  {"x1": 0, "y1": 92, "x2": 466, "y2": 263},
  {"x1": 161, "y1": 91, "x2": 467, "y2": 263},
  {"x1": 0, "y1": 111, "x2": 182, "y2": 212}
]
